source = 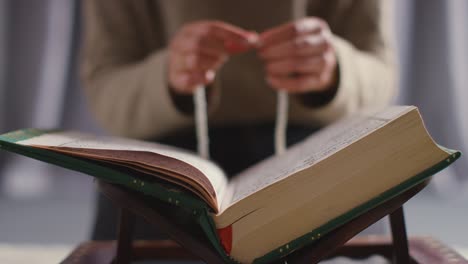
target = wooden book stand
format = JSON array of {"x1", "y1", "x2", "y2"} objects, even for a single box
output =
[{"x1": 61, "y1": 179, "x2": 468, "y2": 264}]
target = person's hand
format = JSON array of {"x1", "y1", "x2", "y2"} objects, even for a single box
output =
[
  {"x1": 258, "y1": 18, "x2": 338, "y2": 94},
  {"x1": 168, "y1": 21, "x2": 258, "y2": 94}
]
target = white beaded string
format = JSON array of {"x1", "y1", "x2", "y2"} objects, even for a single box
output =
[
  {"x1": 194, "y1": 86, "x2": 209, "y2": 159},
  {"x1": 275, "y1": 90, "x2": 288, "y2": 156},
  {"x1": 193, "y1": 87, "x2": 288, "y2": 159}
]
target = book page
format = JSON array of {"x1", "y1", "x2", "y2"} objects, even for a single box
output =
[
  {"x1": 224, "y1": 106, "x2": 414, "y2": 209},
  {"x1": 17, "y1": 132, "x2": 228, "y2": 200}
]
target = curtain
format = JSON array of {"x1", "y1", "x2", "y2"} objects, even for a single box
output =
[
  {"x1": 395, "y1": 0, "x2": 468, "y2": 195},
  {"x1": 446, "y1": 0, "x2": 468, "y2": 186},
  {"x1": 0, "y1": 0, "x2": 101, "y2": 199},
  {"x1": 0, "y1": 0, "x2": 6, "y2": 135}
]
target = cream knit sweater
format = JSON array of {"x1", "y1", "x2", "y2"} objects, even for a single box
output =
[{"x1": 80, "y1": 0, "x2": 396, "y2": 139}]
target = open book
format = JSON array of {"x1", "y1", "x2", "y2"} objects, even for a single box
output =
[{"x1": 0, "y1": 106, "x2": 460, "y2": 263}]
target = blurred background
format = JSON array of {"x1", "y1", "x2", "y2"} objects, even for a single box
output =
[{"x1": 0, "y1": 0, "x2": 467, "y2": 263}]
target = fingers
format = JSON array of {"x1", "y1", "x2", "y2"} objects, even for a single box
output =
[
  {"x1": 181, "y1": 21, "x2": 258, "y2": 55},
  {"x1": 168, "y1": 18, "x2": 337, "y2": 95},
  {"x1": 168, "y1": 21, "x2": 258, "y2": 94},
  {"x1": 259, "y1": 17, "x2": 337, "y2": 94},
  {"x1": 203, "y1": 22, "x2": 258, "y2": 53},
  {"x1": 170, "y1": 70, "x2": 216, "y2": 94},
  {"x1": 170, "y1": 33, "x2": 225, "y2": 57},
  {"x1": 259, "y1": 34, "x2": 329, "y2": 61},
  {"x1": 169, "y1": 52, "x2": 225, "y2": 94},
  {"x1": 266, "y1": 51, "x2": 336, "y2": 93},
  {"x1": 259, "y1": 18, "x2": 325, "y2": 49}
]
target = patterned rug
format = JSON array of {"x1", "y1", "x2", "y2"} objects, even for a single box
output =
[{"x1": 0, "y1": 243, "x2": 466, "y2": 264}]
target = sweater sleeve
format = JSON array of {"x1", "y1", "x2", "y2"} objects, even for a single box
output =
[
  {"x1": 299, "y1": 0, "x2": 397, "y2": 123},
  {"x1": 80, "y1": 0, "x2": 191, "y2": 139}
]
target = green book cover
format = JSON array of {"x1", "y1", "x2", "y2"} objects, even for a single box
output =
[
  {"x1": 0, "y1": 129, "x2": 233, "y2": 263},
  {"x1": 0, "y1": 128, "x2": 461, "y2": 264}
]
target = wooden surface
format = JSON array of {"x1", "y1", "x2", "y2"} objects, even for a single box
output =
[
  {"x1": 61, "y1": 237, "x2": 468, "y2": 264},
  {"x1": 338, "y1": 236, "x2": 468, "y2": 264}
]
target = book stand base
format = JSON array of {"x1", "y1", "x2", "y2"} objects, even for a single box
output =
[{"x1": 61, "y1": 180, "x2": 467, "y2": 263}]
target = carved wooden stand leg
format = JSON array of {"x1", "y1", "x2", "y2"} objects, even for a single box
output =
[
  {"x1": 390, "y1": 207, "x2": 410, "y2": 264},
  {"x1": 113, "y1": 209, "x2": 135, "y2": 264}
]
